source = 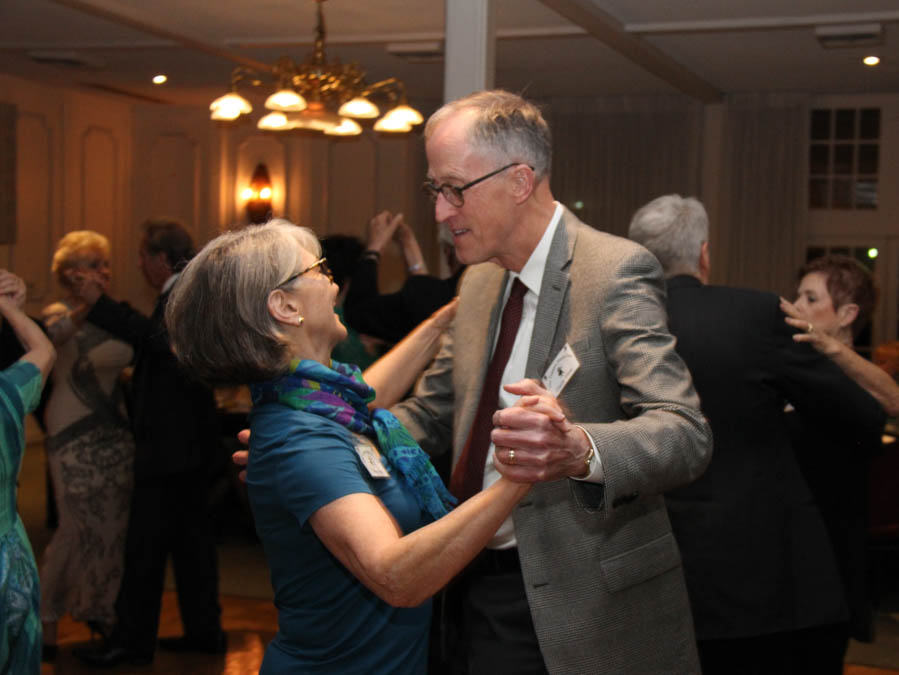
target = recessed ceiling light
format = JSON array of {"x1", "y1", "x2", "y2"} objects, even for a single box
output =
[
  {"x1": 152, "y1": 74, "x2": 167, "y2": 84},
  {"x1": 863, "y1": 55, "x2": 880, "y2": 66}
]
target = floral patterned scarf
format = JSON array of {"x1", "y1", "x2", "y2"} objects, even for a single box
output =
[{"x1": 250, "y1": 358, "x2": 456, "y2": 520}]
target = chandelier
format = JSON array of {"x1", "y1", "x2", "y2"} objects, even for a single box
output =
[{"x1": 209, "y1": 0, "x2": 423, "y2": 136}]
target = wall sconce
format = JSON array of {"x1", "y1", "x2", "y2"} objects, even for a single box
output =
[{"x1": 242, "y1": 163, "x2": 273, "y2": 224}]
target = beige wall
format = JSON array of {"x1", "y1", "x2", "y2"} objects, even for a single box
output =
[{"x1": 0, "y1": 73, "x2": 138, "y2": 314}]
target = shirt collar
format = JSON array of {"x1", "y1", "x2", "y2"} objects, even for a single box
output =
[{"x1": 512, "y1": 201, "x2": 563, "y2": 297}]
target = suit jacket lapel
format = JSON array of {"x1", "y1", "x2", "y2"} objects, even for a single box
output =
[
  {"x1": 526, "y1": 210, "x2": 575, "y2": 379},
  {"x1": 455, "y1": 264, "x2": 508, "y2": 456}
]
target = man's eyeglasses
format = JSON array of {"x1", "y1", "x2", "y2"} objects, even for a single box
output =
[
  {"x1": 277, "y1": 258, "x2": 332, "y2": 289},
  {"x1": 422, "y1": 162, "x2": 527, "y2": 208}
]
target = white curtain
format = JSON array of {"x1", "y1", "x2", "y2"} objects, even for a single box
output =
[
  {"x1": 0, "y1": 103, "x2": 14, "y2": 244},
  {"x1": 718, "y1": 93, "x2": 809, "y2": 297},
  {"x1": 545, "y1": 95, "x2": 704, "y2": 238}
]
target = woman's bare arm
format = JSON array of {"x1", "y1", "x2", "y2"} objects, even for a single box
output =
[{"x1": 309, "y1": 477, "x2": 528, "y2": 607}]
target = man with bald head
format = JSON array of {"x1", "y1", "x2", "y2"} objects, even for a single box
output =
[{"x1": 392, "y1": 91, "x2": 712, "y2": 674}]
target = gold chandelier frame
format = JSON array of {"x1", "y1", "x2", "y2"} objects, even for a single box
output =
[{"x1": 210, "y1": 0, "x2": 422, "y2": 135}]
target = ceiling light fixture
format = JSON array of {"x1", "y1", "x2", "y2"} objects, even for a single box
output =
[
  {"x1": 863, "y1": 55, "x2": 881, "y2": 66},
  {"x1": 209, "y1": 0, "x2": 422, "y2": 136},
  {"x1": 152, "y1": 74, "x2": 167, "y2": 84}
]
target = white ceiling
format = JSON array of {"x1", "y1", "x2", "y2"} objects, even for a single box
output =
[{"x1": 0, "y1": 0, "x2": 897, "y2": 111}]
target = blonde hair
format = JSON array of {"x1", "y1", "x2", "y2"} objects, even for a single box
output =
[
  {"x1": 165, "y1": 219, "x2": 321, "y2": 386},
  {"x1": 51, "y1": 231, "x2": 111, "y2": 289}
]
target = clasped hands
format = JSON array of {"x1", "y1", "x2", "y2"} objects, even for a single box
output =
[
  {"x1": 491, "y1": 379, "x2": 593, "y2": 483},
  {"x1": 231, "y1": 379, "x2": 593, "y2": 485}
]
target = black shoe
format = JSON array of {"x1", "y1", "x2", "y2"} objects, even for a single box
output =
[
  {"x1": 158, "y1": 632, "x2": 228, "y2": 654},
  {"x1": 72, "y1": 642, "x2": 153, "y2": 668}
]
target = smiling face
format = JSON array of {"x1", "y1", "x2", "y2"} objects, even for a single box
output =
[
  {"x1": 794, "y1": 271, "x2": 842, "y2": 337},
  {"x1": 426, "y1": 111, "x2": 521, "y2": 270},
  {"x1": 283, "y1": 245, "x2": 347, "y2": 359}
]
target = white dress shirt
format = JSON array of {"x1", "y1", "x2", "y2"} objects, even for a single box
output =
[{"x1": 483, "y1": 203, "x2": 602, "y2": 549}]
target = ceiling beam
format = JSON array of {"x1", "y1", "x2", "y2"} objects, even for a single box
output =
[
  {"x1": 536, "y1": 0, "x2": 722, "y2": 103},
  {"x1": 627, "y1": 10, "x2": 899, "y2": 35},
  {"x1": 48, "y1": 0, "x2": 273, "y2": 73}
]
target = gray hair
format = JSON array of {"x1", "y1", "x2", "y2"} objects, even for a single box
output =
[
  {"x1": 164, "y1": 218, "x2": 321, "y2": 386},
  {"x1": 628, "y1": 195, "x2": 709, "y2": 278},
  {"x1": 425, "y1": 90, "x2": 552, "y2": 180}
]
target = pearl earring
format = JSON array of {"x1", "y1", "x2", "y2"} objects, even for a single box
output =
[{"x1": 297, "y1": 316, "x2": 304, "y2": 326}]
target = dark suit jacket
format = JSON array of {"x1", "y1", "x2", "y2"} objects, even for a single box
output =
[
  {"x1": 87, "y1": 288, "x2": 218, "y2": 479},
  {"x1": 663, "y1": 274, "x2": 884, "y2": 640},
  {"x1": 344, "y1": 257, "x2": 464, "y2": 343},
  {"x1": 395, "y1": 211, "x2": 712, "y2": 673}
]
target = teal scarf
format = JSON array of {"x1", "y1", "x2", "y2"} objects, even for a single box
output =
[{"x1": 250, "y1": 359, "x2": 456, "y2": 520}]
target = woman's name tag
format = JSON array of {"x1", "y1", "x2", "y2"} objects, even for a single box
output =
[{"x1": 352, "y1": 434, "x2": 390, "y2": 479}]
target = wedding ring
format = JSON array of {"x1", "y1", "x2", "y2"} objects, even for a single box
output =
[
  {"x1": 807, "y1": 322, "x2": 814, "y2": 333},
  {"x1": 508, "y1": 449, "x2": 515, "y2": 465}
]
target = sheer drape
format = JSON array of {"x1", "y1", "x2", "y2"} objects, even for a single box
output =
[
  {"x1": 718, "y1": 93, "x2": 809, "y2": 297},
  {"x1": 0, "y1": 103, "x2": 14, "y2": 244},
  {"x1": 546, "y1": 95, "x2": 703, "y2": 238}
]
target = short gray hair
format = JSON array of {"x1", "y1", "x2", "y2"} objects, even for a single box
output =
[
  {"x1": 165, "y1": 218, "x2": 321, "y2": 386},
  {"x1": 425, "y1": 90, "x2": 552, "y2": 180},
  {"x1": 628, "y1": 195, "x2": 709, "y2": 278}
]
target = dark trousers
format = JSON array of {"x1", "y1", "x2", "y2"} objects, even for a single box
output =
[
  {"x1": 447, "y1": 548, "x2": 548, "y2": 675},
  {"x1": 698, "y1": 621, "x2": 850, "y2": 675},
  {"x1": 113, "y1": 469, "x2": 222, "y2": 658}
]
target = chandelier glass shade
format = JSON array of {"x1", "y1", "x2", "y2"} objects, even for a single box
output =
[{"x1": 209, "y1": 0, "x2": 422, "y2": 136}]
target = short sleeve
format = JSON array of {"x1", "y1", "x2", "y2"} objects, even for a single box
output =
[
  {"x1": 0, "y1": 361, "x2": 43, "y2": 417},
  {"x1": 250, "y1": 407, "x2": 375, "y2": 529}
]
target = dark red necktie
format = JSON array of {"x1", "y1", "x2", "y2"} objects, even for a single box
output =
[{"x1": 450, "y1": 278, "x2": 527, "y2": 502}]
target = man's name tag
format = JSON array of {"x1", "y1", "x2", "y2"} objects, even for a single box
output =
[
  {"x1": 353, "y1": 435, "x2": 390, "y2": 479},
  {"x1": 542, "y1": 343, "x2": 580, "y2": 397}
]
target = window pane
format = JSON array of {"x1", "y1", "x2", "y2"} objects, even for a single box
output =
[
  {"x1": 833, "y1": 144, "x2": 854, "y2": 174},
  {"x1": 858, "y1": 144, "x2": 879, "y2": 174},
  {"x1": 810, "y1": 144, "x2": 829, "y2": 174},
  {"x1": 809, "y1": 178, "x2": 829, "y2": 208},
  {"x1": 852, "y1": 247, "x2": 876, "y2": 272},
  {"x1": 811, "y1": 109, "x2": 831, "y2": 140},
  {"x1": 835, "y1": 109, "x2": 855, "y2": 140},
  {"x1": 832, "y1": 178, "x2": 852, "y2": 208},
  {"x1": 859, "y1": 108, "x2": 880, "y2": 139},
  {"x1": 855, "y1": 179, "x2": 878, "y2": 209}
]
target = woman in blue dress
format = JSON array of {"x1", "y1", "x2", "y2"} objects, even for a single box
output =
[
  {"x1": 0, "y1": 270, "x2": 56, "y2": 674},
  {"x1": 164, "y1": 220, "x2": 531, "y2": 674}
]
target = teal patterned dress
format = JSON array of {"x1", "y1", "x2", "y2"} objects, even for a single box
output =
[{"x1": 0, "y1": 361, "x2": 43, "y2": 674}]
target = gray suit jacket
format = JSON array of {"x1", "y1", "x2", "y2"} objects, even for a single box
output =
[{"x1": 393, "y1": 208, "x2": 712, "y2": 674}]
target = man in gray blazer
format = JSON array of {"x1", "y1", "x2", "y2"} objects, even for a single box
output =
[{"x1": 393, "y1": 90, "x2": 712, "y2": 674}]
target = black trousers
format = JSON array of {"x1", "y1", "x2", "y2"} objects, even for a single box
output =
[
  {"x1": 113, "y1": 469, "x2": 222, "y2": 658},
  {"x1": 698, "y1": 621, "x2": 850, "y2": 675},
  {"x1": 446, "y1": 548, "x2": 548, "y2": 675}
]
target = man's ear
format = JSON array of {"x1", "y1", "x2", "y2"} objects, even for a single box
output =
[
  {"x1": 836, "y1": 302, "x2": 859, "y2": 331},
  {"x1": 510, "y1": 165, "x2": 536, "y2": 204},
  {"x1": 698, "y1": 241, "x2": 711, "y2": 284},
  {"x1": 267, "y1": 289, "x2": 303, "y2": 326}
]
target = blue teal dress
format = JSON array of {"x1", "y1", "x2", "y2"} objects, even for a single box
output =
[
  {"x1": 0, "y1": 361, "x2": 43, "y2": 674},
  {"x1": 248, "y1": 402, "x2": 432, "y2": 674}
]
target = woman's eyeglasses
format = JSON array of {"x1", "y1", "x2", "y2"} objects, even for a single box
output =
[{"x1": 277, "y1": 258, "x2": 333, "y2": 289}]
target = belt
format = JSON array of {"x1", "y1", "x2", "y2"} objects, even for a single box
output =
[{"x1": 473, "y1": 547, "x2": 521, "y2": 574}]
